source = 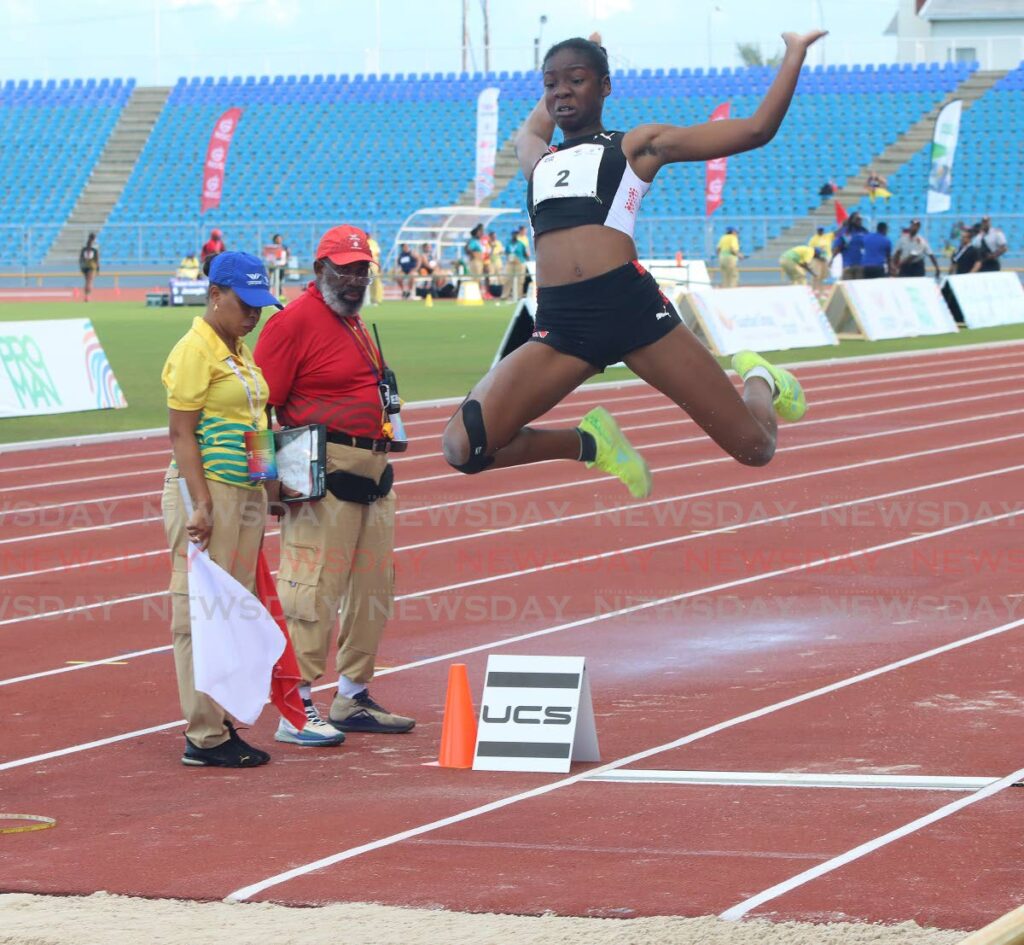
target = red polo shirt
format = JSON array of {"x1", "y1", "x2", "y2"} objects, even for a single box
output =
[{"x1": 253, "y1": 282, "x2": 384, "y2": 437}]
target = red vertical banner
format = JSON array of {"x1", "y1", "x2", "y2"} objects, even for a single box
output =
[
  {"x1": 200, "y1": 107, "x2": 242, "y2": 214},
  {"x1": 704, "y1": 101, "x2": 731, "y2": 217}
]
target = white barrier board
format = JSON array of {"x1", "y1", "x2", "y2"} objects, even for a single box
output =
[
  {"x1": 0, "y1": 319, "x2": 127, "y2": 418},
  {"x1": 680, "y1": 286, "x2": 838, "y2": 356},
  {"x1": 646, "y1": 260, "x2": 712, "y2": 290},
  {"x1": 826, "y1": 278, "x2": 958, "y2": 340},
  {"x1": 473, "y1": 654, "x2": 600, "y2": 773},
  {"x1": 943, "y1": 272, "x2": 1024, "y2": 329}
]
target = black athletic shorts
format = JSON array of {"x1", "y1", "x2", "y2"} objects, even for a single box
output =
[{"x1": 531, "y1": 260, "x2": 683, "y2": 370}]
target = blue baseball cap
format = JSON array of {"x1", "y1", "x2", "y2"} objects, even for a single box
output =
[{"x1": 208, "y1": 252, "x2": 283, "y2": 309}]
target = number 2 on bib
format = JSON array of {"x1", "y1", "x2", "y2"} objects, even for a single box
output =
[{"x1": 532, "y1": 144, "x2": 603, "y2": 206}]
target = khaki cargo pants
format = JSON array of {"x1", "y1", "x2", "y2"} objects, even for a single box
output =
[
  {"x1": 161, "y1": 466, "x2": 267, "y2": 749},
  {"x1": 277, "y1": 443, "x2": 396, "y2": 687}
]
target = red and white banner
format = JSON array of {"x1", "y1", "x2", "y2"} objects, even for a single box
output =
[
  {"x1": 474, "y1": 87, "x2": 501, "y2": 206},
  {"x1": 704, "y1": 101, "x2": 731, "y2": 217},
  {"x1": 200, "y1": 107, "x2": 242, "y2": 214}
]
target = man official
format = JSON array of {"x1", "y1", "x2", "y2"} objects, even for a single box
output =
[{"x1": 254, "y1": 225, "x2": 414, "y2": 745}]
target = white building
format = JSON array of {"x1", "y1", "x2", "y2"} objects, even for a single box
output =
[{"x1": 887, "y1": 0, "x2": 1024, "y2": 69}]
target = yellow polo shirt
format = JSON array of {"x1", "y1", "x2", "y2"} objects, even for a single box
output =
[
  {"x1": 782, "y1": 245, "x2": 815, "y2": 266},
  {"x1": 162, "y1": 317, "x2": 269, "y2": 488},
  {"x1": 808, "y1": 232, "x2": 832, "y2": 255},
  {"x1": 717, "y1": 233, "x2": 740, "y2": 258}
]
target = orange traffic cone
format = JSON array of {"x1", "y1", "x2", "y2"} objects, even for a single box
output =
[{"x1": 438, "y1": 663, "x2": 477, "y2": 768}]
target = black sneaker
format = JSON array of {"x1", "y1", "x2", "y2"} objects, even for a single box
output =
[
  {"x1": 226, "y1": 721, "x2": 270, "y2": 763},
  {"x1": 329, "y1": 689, "x2": 415, "y2": 734},
  {"x1": 182, "y1": 733, "x2": 269, "y2": 768}
]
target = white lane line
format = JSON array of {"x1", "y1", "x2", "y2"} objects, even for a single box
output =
[
  {"x1": 227, "y1": 612, "x2": 1024, "y2": 902},
  {"x1": 7, "y1": 379, "x2": 1016, "y2": 544},
  {"x1": 4, "y1": 500, "x2": 1021, "y2": 773},
  {"x1": 4, "y1": 415, "x2": 1020, "y2": 585},
  {"x1": 3, "y1": 352, "x2": 1019, "y2": 497},
  {"x1": 584, "y1": 770, "x2": 999, "y2": 791},
  {"x1": 5, "y1": 431, "x2": 1016, "y2": 681},
  {"x1": 0, "y1": 645, "x2": 175, "y2": 688},
  {"x1": 4, "y1": 442, "x2": 1022, "y2": 632},
  {"x1": 719, "y1": 764, "x2": 1024, "y2": 921}
]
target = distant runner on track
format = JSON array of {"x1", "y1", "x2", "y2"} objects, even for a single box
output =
[{"x1": 442, "y1": 29, "x2": 824, "y2": 498}]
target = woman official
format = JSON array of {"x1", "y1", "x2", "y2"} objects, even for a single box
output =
[
  {"x1": 442, "y1": 30, "x2": 822, "y2": 496},
  {"x1": 160, "y1": 252, "x2": 298, "y2": 768}
]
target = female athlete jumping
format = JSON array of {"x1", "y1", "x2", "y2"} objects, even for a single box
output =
[{"x1": 442, "y1": 29, "x2": 826, "y2": 497}]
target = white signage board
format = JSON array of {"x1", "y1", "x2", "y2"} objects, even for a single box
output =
[
  {"x1": 646, "y1": 260, "x2": 713, "y2": 291},
  {"x1": 473, "y1": 655, "x2": 600, "y2": 773},
  {"x1": 680, "y1": 286, "x2": 838, "y2": 356},
  {"x1": 943, "y1": 273, "x2": 1024, "y2": 329},
  {"x1": 0, "y1": 319, "x2": 127, "y2": 418},
  {"x1": 826, "y1": 278, "x2": 958, "y2": 340}
]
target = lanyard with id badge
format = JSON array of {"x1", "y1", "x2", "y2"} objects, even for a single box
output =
[
  {"x1": 226, "y1": 354, "x2": 277, "y2": 482},
  {"x1": 341, "y1": 318, "x2": 408, "y2": 447}
]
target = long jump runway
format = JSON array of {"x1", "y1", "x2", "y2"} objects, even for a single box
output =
[{"x1": 1, "y1": 343, "x2": 1023, "y2": 931}]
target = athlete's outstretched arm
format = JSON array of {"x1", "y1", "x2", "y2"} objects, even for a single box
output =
[{"x1": 623, "y1": 30, "x2": 826, "y2": 179}]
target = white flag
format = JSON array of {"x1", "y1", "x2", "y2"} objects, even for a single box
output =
[
  {"x1": 187, "y1": 543, "x2": 285, "y2": 725},
  {"x1": 474, "y1": 87, "x2": 501, "y2": 205},
  {"x1": 926, "y1": 99, "x2": 962, "y2": 215}
]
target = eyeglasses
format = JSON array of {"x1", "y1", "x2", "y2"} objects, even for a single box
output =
[{"x1": 322, "y1": 259, "x2": 373, "y2": 286}]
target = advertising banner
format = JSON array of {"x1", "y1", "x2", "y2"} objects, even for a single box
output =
[
  {"x1": 0, "y1": 320, "x2": 127, "y2": 417},
  {"x1": 943, "y1": 272, "x2": 1024, "y2": 329},
  {"x1": 680, "y1": 286, "x2": 838, "y2": 356},
  {"x1": 474, "y1": 87, "x2": 501, "y2": 205},
  {"x1": 704, "y1": 101, "x2": 731, "y2": 217},
  {"x1": 926, "y1": 99, "x2": 962, "y2": 215},
  {"x1": 826, "y1": 278, "x2": 958, "y2": 340},
  {"x1": 200, "y1": 107, "x2": 243, "y2": 214}
]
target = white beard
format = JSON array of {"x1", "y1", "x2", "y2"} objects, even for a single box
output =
[{"x1": 317, "y1": 275, "x2": 362, "y2": 318}]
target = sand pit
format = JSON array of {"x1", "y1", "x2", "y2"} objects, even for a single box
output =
[{"x1": 0, "y1": 892, "x2": 967, "y2": 945}]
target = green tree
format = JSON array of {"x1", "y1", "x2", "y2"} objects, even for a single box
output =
[{"x1": 736, "y1": 42, "x2": 783, "y2": 67}]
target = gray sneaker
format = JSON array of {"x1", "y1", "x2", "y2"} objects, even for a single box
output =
[{"x1": 329, "y1": 689, "x2": 415, "y2": 734}]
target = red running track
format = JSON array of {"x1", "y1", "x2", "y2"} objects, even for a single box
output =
[{"x1": 1, "y1": 343, "x2": 1023, "y2": 932}]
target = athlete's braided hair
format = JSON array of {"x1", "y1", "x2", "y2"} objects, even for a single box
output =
[{"x1": 542, "y1": 37, "x2": 609, "y2": 79}]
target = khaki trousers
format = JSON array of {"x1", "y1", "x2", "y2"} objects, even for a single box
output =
[
  {"x1": 277, "y1": 443, "x2": 396, "y2": 687},
  {"x1": 780, "y1": 259, "x2": 808, "y2": 285},
  {"x1": 161, "y1": 466, "x2": 267, "y2": 749},
  {"x1": 505, "y1": 257, "x2": 526, "y2": 301},
  {"x1": 718, "y1": 254, "x2": 739, "y2": 287}
]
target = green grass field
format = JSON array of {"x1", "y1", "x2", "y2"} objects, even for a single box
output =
[{"x1": 2, "y1": 298, "x2": 1023, "y2": 445}]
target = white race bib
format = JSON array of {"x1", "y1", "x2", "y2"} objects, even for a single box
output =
[{"x1": 532, "y1": 144, "x2": 604, "y2": 207}]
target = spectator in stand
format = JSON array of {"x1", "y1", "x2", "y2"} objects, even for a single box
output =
[
  {"x1": 396, "y1": 243, "x2": 418, "y2": 299},
  {"x1": 972, "y1": 216, "x2": 1008, "y2": 272},
  {"x1": 716, "y1": 226, "x2": 742, "y2": 288},
  {"x1": 808, "y1": 226, "x2": 833, "y2": 289},
  {"x1": 506, "y1": 226, "x2": 530, "y2": 302},
  {"x1": 200, "y1": 228, "x2": 225, "y2": 264},
  {"x1": 893, "y1": 219, "x2": 940, "y2": 279},
  {"x1": 860, "y1": 222, "x2": 892, "y2": 279},
  {"x1": 177, "y1": 251, "x2": 201, "y2": 280},
  {"x1": 79, "y1": 233, "x2": 100, "y2": 302},
  {"x1": 865, "y1": 169, "x2": 891, "y2": 203},
  {"x1": 951, "y1": 225, "x2": 981, "y2": 275},
  {"x1": 832, "y1": 212, "x2": 867, "y2": 280},
  {"x1": 779, "y1": 245, "x2": 817, "y2": 285},
  {"x1": 365, "y1": 231, "x2": 383, "y2": 305}
]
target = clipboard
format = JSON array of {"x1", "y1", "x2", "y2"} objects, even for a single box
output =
[{"x1": 273, "y1": 424, "x2": 327, "y2": 503}]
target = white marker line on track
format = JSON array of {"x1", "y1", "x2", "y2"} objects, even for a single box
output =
[
  {"x1": 227, "y1": 611, "x2": 1024, "y2": 902},
  {"x1": 585, "y1": 770, "x2": 999, "y2": 791},
  {"x1": 0, "y1": 645, "x2": 175, "y2": 688},
  {"x1": 718, "y1": 764, "x2": 1024, "y2": 921},
  {"x1": 4, "y1": 504, "x2": 1022, "y2": 774},
  {"x1": 3, "y1": 354, "x2": 1019, "y2": 496},
  {"x1": 5, "y1": 415, "x2": 1021, "y2": 585}
]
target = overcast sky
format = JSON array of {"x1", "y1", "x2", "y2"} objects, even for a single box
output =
[{"x1": 2, "y1": 0, "x2": 901, "y2": 85}]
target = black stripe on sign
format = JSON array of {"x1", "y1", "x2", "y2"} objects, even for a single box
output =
[
  {"x1": 476, "y1": 741, "x2": 571, "y2": 759},
  {"x1": 486, "y1": 672, "x2": 580, "y2": 689}
]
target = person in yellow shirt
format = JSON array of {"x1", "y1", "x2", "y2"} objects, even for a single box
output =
[
  {"x1": 716, "y1": 227, "x2": 742, "y2": 287},
  {"x1": 176, "y1": 251, "x2": 201, "y2": 280},
  {"x1": 366, "y1": 232, "x2": 383, "y2": 305},
  {"x1": 160, "y1": 252, "x2": 302, "y2": 768},
  {"x1": 779, "y1": 245, "x2": 818, "y2": 284},
  {"x1": 807, "y1": 227, "x2": 833, "y2": 289}
]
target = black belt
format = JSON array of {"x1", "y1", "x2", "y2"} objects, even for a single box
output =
[{"x1": 326, "y1": 430, "x2": 408, "y2": 453}]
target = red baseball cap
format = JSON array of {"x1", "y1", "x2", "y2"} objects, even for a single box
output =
[{"x1": 316, "y1": 225, "x2": 375, "y2": 266}]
